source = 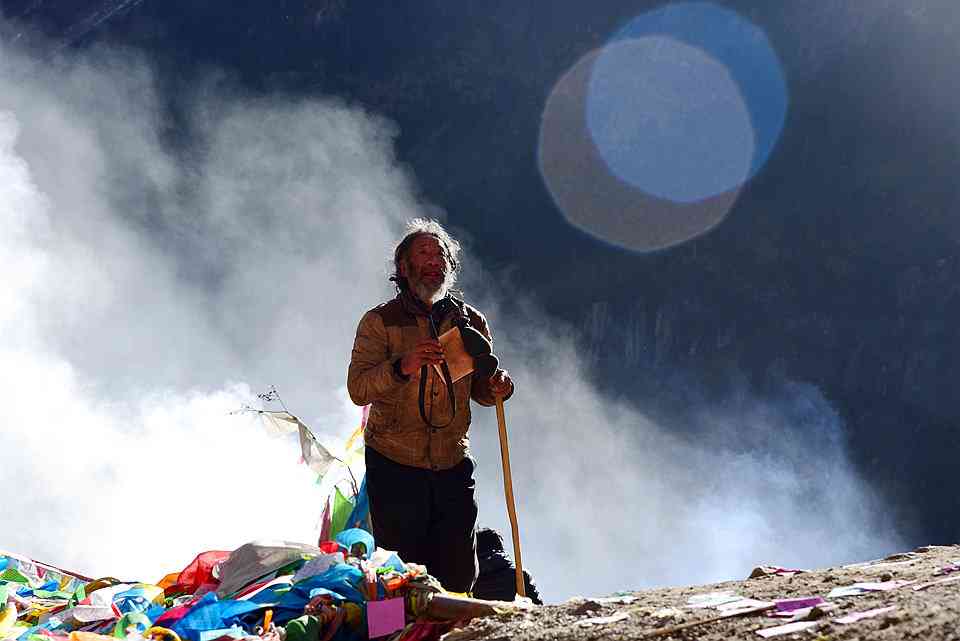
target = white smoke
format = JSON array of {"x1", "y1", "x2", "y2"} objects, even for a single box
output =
[
  {"x1": 465, "y1": 293, "x2": 903, "y2": 599},
  {"x1": 0, "y1": 33, "x2": 903, "y2": 602},
  {"x1": 0, "y1": 39, "x2": 412, "y2": 579}
]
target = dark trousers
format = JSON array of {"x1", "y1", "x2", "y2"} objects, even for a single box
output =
[{"x1": 365, "y1": 446, "x2": 479, "y2": 593}]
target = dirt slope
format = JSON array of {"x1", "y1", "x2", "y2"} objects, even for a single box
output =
[{"x1": 447, "y1": 544, "x2": 960, "y2": 641}]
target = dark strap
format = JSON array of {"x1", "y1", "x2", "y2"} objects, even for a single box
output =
[
  {"x1": 418, "y1": 312, "x2": 457, "y2": 429},
  {"x1": 418, "y1": 361, "x2": 457, "y2": 429}
]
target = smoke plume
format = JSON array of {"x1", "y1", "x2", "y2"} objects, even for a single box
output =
[{"x1": 0, "y1": 33, "x2": 902, "y2": 602}]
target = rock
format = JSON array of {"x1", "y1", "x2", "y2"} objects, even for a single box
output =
[
  {"x1": 879, "y1": 615, "x2": 902, "y2": 629},
  {"x1": 650, "y1": 607, "x2": 685, "y2": 622},
  {"x1": 569, "y1": 600, "x2": 602, "y2": 616}
]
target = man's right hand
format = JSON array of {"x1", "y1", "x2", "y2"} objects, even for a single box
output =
[{"x1": 399, "y1": 338, "x2": 445, "y2": 376}]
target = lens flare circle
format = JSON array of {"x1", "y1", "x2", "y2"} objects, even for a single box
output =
[
  {"x1": 538, "y1": 1, "x2": 788, "y2": 251},
  {"x1": 587, "y1": 36, "x2": 754, "y2": 203},
  {"x1": 587, "y1": 1, "x2": 788, "y2": 203},
  {"x1": 538, "y1": 47, "x2": 740, "y2": 252}
]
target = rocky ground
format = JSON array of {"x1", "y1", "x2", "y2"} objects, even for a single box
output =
[{"x1": 446, "y1": 544, "x2": 960, "y2": 640}]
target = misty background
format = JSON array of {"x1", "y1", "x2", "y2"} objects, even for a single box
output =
[{"x1": 2, "y1": 0, "x2": 955, "y2": 602}]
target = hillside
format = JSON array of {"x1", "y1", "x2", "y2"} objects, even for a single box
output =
[{"x1": 448, "y1": 544, "x2": 960, "y2": 640}]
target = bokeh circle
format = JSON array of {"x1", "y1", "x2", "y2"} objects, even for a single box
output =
[{"x1": 539, "y1": 1, "x2": 788, "y2": 251}]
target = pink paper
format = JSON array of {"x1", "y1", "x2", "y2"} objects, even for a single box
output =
[
  {"x1": 912, "y1": 575, "x2": 960, "y2": 591},
  {"x1": 833, "y1": 605, "x2": 896, "y2": 624},
  {"x1": 367, "y1": 598, "x2": 406, "y2": 638},
  {"x1": 856, "y1": 580, "x2": 913, "y2": 591},
  {"x1": 774, "y1": 597, "x2": 824, "y2": 612},
  {"x1": 756, "y1": 621, "x2": 819, "y2": 637},
  {"x1": 770, "y1": 609, "x2": 809, "y2": 619}
]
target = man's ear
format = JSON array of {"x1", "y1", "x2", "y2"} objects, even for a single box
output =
[{"x1": 398, "y1": 259, "x2": 408, "y2": 278}]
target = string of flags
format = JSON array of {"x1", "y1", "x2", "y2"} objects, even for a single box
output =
[{"x1": 0, "y1": 405, "x2": 473, "y2": 641}]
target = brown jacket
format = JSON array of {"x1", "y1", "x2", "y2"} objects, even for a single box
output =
[{"x1": 347, "y1": 291, "x2": 511, "y2": 470}]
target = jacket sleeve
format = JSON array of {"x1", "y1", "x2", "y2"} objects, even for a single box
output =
[
  {"x1": 470, "y1": 310, "x2": 515, "y2": 407},
  {"x1": 347, "y1": 310, "x2": 408, "y2": 406}
]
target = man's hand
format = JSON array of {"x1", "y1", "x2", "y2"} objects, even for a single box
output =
[
  {"x1": 399, "y1": 338, "x2": 445, "y2": 376},
  {"x1": 489, "y1": 369, "x2": 514, "y2": 398}
]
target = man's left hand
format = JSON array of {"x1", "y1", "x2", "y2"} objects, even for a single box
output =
[{"x1": 489, "y1": 369, "x2": 514, "y2": 399}]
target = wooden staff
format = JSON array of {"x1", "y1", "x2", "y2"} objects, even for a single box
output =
[{"x1": 495, "y1": 395, "x2": 526, "y2": 598}]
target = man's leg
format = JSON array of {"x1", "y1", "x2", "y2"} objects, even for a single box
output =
[
  {"x1": 364, "y1": 446, "x2": 431, "y2": 567},
  {"x1": 425, "y1": 456, "x2": 479, "y2": 593}
]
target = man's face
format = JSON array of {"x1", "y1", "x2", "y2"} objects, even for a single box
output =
[{"x1": 402, "y1": 234, "x2": 450, "y2": 303}]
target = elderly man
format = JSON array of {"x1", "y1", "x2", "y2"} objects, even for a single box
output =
[{"x1": 347, "y1": 219, "x2": 514, "y2": 593}]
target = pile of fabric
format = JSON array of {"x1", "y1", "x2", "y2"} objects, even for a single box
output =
[
  {"x1": 0, "y1": 406, "x2": 534, "y2": 641},
  {"x1": 0, "y1": 530, "x2": 468, "y2": 641}
]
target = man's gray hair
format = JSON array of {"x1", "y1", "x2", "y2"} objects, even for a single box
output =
[{"x1": 390, "y1": 218, "x2": 462, "y2": 292}]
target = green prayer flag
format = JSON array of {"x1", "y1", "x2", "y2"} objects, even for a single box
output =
[
  {"x1": 71, "y1": 583, "x2": 86, "y2": 606},
  {"x1": 284, "y1": 615, "x2": 320, "y2": 641},
  {"x1": 113, "y1": 612, "x2": 151, "y2": 638},
  {"x1": 329, "y1": 488, "x2": 354, "y2": 539},
  {"x1": 31, "y1": 589, "x2": 72, "y2": 600},
  {"x1": 0, "y1": 568, "x2": 30, "y2": 584}
]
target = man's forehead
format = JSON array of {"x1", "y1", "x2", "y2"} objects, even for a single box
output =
[{"x1": 409, "y1": 234, "x2": 442, "y2": 251}]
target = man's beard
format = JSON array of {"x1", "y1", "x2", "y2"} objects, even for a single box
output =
[{"x1": 406, "y1": 262, "x2": 452, "y2": 305}]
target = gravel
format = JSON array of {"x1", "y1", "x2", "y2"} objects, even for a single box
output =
[{"x1": 442, "y1": 544, "x2": 960, "y2": 640}]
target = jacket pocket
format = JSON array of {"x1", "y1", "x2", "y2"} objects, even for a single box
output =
[{"x1": 368, "y1": 400, "x2": 400, "y2": 434}]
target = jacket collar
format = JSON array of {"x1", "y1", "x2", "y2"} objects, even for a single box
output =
[
  {"x1": 399, "y1": 289, "x2": 432, "y2": 317},
  {"x1": 398, "y1": 289, "x2": 462, "y2": 323}
]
